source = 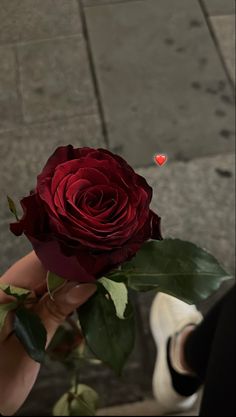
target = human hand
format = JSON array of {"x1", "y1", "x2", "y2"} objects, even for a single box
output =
[{"x1": 0, "y1": 251, "x2": 96, "y2": 415}]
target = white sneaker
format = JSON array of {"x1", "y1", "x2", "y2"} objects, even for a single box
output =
[{"x1": 150, "y1": 292, "x2": 203, "y2": 415}]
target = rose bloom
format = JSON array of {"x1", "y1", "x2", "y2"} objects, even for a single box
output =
[{"x1": 11, "y1": 146, "x2": 162, "y2": 283}]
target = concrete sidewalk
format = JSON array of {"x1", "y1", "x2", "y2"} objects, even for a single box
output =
[{"x1": 0, "y1": 1, "x2": 235, "y2": 415}]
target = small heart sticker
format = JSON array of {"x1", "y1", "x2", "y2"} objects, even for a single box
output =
[{"x1": 154, "y1": 154, "x2": 167, "y2": 166}]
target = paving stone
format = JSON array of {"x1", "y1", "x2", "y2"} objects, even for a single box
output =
[
  {"x1": 211, "y1": 15, "x2": 235, "y2": 83},
  {"x1": 0, "y1": 0, "x2": 81, "y2": 45},
  {"x1": 203, "y1": 0, "x2": 235, "y2": 16},
  {"x1": 85, "y1": 0, "x2": 235, "y2": 167},
  {"x1": 0, "y1": 115, "x2": 103, "y2": 274},
  {"x1": 0, "y1": 46, "x2": 22, "y2": 131},
  {"x1": 18, "y1": 36, "x2": 97, "y2": 123}
]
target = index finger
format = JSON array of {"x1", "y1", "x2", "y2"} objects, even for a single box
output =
[
  {"x1": 0, "y1": 251, "x2": 47, "y2": 299},
  {"x1": 0, "y1": 252, "x2": 47, "y2": 341}
]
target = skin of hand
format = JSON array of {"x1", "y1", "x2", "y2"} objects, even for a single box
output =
[{"x1": 0, "y1": 251, "x2": 96, "y2": 416}]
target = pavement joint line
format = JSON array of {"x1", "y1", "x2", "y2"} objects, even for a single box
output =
[
  {"x1": 198, "y1": 0, "x2": 235, "y2": 92},
  {"x1": 84, "y1": 0, "x2": 145, "y2": 7},
  {"x1": 14, "y1": 45, "x2": 24, "y2": 125},
  {"x1": 0, "y1": 112, "x2": 102, "y2": 135},
  {"x1": 78, "y1": 0, "x2": 110, "y2": 149},
  {"x1": 0, "y1": 33, "x2": 84, "y2": 50},
  {"x1": 215, "y1": 13, "x2": 236, "y2": 18}
]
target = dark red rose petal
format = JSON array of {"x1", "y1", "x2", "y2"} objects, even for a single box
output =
[
  {"x1": 10, "y1": 193, "x2": 48, "y2": 238},
  {"x1": 37, "y1": 145, "x2": 92, "y2": 183},
  {"x1": 29, "y1": 236, "x2": 96, "y2": 283},
  {"x1": 51, "y1": 165, "x2": 109, "y2": 196},
  {"x1": 149, "y1": 210, "x2": 163, "y2": 240}
]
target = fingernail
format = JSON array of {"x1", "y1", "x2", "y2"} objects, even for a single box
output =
[{"x1": 65, "y1": 283, "x2": 96, "y2": 304}]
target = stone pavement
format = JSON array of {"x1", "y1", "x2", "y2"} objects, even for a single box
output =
[{"x1": 0, "y1": 0, "x2": 235, "y2": 416}]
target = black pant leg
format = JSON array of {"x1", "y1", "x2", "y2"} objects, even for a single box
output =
[{"x1": 184, "y1": 286, "x2": 235, "y2": 416}]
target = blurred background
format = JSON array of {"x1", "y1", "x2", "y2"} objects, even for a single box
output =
[{"x1": 0, "y1": 0, "x2": 235, "y2": 415}]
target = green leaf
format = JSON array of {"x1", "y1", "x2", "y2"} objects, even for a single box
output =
[
  {"x1": 14, "y1": 307, "x2": 47, "y2": 363},
  {"x1": 124, "y1": 239, "x2": 231, "y2": 304},
  {"x1": 53, "y1": 393, "x2": 69, "y2": 416},
  {"x1": 7, "y1": 195, "x2": 19, "y2": 220},
  {"x1": 53, "y1": 384, "x2": 99, "y2": 416},
  {"x1": 106, "y1": 269, "x2": 128, "y2": 283},
  {"x1": 98, "y1": 277, "x2": 128, "y2": 319},
  {"x1": 47, "y1": 272, "x2": 65, "y2": 299},
  {"x1": 0, "y1": 283, "x2": 30, "y2": 301},
  {"x1": 77, "y1": 385, "x2": 99, "y2": 416},
  {"x1": 0, "y1": 302, "x2": 17, "y2": 331},
  {"x1": 79, "y1": 291, "x2": 135, "y2": 375}
]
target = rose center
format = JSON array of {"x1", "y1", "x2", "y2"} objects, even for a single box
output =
[{"x1": 76, "y1": 186, "x2": 117, "y2": 217}]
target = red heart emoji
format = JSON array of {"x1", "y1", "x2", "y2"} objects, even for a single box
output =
[{"x1": 154, "y1": 154, "x2": 167, "y2": 166}]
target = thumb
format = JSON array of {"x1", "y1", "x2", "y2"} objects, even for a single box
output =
[{"x1": 33, "y1": 282, "x2": 96, "y2": 346}]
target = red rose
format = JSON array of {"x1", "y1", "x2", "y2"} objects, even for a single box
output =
[{"x1": 10, "y1": 146, "x2": 162, "y2": 283}]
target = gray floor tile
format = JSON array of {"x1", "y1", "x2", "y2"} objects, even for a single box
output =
[
  {"x1": 0, "y1": 46, "x2": 22, "y2": 131},
  {"x1": 0, "y1": 222, "x2": 32, "y2": 278},
  {"x1": 203, "y1": 0, "x2": 235, "y2": 16},
  {"x1": 0, "y1": 0, "x2": 81, "y2": 45},
  {"x1": 85, "y1": 0, "x2": 235, "y2": 167},
  {"x1": 0, "y1": 115, "x2": 104, "y2": 274},
  {"x1": 18, "y1": 36, "x2": 97, "y2": 123},
  {"x1": 211, "y1": 15, "x2": 235, "y2": 83}
]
